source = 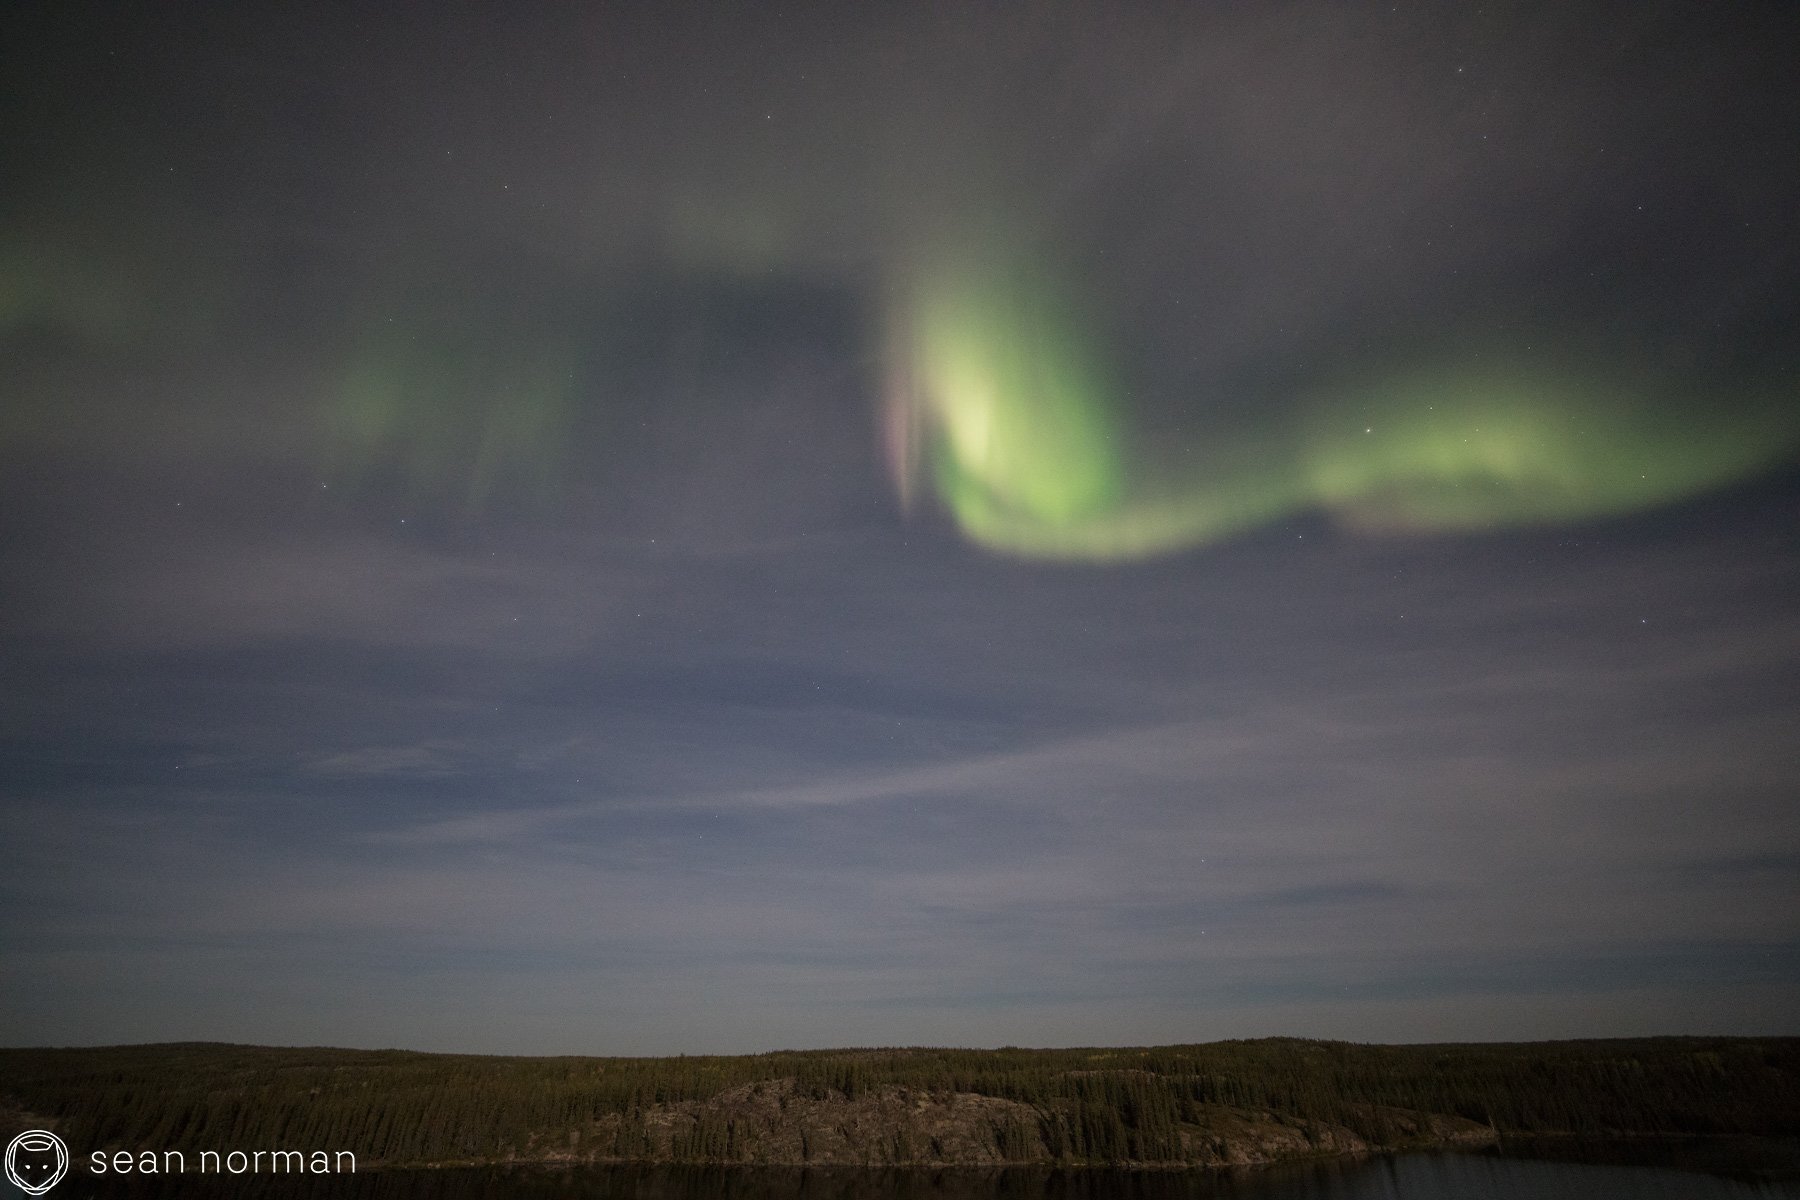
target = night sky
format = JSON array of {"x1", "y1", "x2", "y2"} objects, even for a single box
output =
[{"x1": 3, "y1": 3, "x2": 1798, "y2": 1056}]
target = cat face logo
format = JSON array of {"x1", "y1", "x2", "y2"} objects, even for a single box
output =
[{"x1": 5, "y1": 1131, "x2": 69, "y2": 1195}]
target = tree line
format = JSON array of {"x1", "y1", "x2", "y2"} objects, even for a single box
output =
[{"x1": 1, "y1": 1036, "x2": 1794, "y2": 1168}]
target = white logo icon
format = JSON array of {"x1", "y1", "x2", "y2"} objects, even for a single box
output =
[{"x1": 4, "y1": 1131, "x2": 68, "y2": 1195}]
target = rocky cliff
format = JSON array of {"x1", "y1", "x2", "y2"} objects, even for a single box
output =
[{"x1": 527, "y1": 1076, "x2": 1496, "y2": 1169}]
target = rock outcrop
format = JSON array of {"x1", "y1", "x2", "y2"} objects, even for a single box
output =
[{"x1": 525, "y1": 1077, "x2": 1496, "y2": 1168}]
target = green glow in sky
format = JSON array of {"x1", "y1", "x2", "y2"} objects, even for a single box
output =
[
  {"x1": 898, "y1": 264, "x2": 1124, "y2": 528},
  {"x1": 891, "y1": 269, "x2": 1799, "y2": 560},
  {"x1": 328, "y1": 313, "x2": 582, "y2": 509}
]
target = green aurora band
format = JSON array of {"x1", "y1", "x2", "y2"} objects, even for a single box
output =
[
  {"x1": 890, "y1": 264, "x2": 1800, "y2": 560},
  {"x1": 329, "y1": 319, "x2": 582, "y2": 508}
]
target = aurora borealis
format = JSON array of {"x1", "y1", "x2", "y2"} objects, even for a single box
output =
[
  {"x1": 889, "y1": 262, "x2": 1800, "y2": 559},
  {"x1": 2, "y1": 2, "x2": 1798, "y2": 1055}
]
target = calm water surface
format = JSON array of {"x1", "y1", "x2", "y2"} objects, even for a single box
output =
[{"x1": 17, "y1": 1146, "x2": 1800, "y2": 1200}]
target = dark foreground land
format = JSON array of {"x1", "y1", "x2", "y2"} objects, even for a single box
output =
[{"x1": 2, "y1": 1037, "x2": 1796, "y2": 1171}]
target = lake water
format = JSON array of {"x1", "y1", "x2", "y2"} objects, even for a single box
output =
[{"x1": 12, "y1": 1145, "x2": 1800, "y2": 1199}]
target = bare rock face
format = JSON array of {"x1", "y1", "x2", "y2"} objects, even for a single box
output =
[
  {"x1": 541, "y1": 1079, "x2": 1496, "y2": 1168},
  {"x1": 575, "y1": 1078, "x2": 1045, "y2": 1166},
  {"x1": 1179, "y1": 1108, "x2": 1368, "y2": 1167},
  {"x1": 1179, "y1": 1104, "x2": 1496, "y2": 1168}
]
